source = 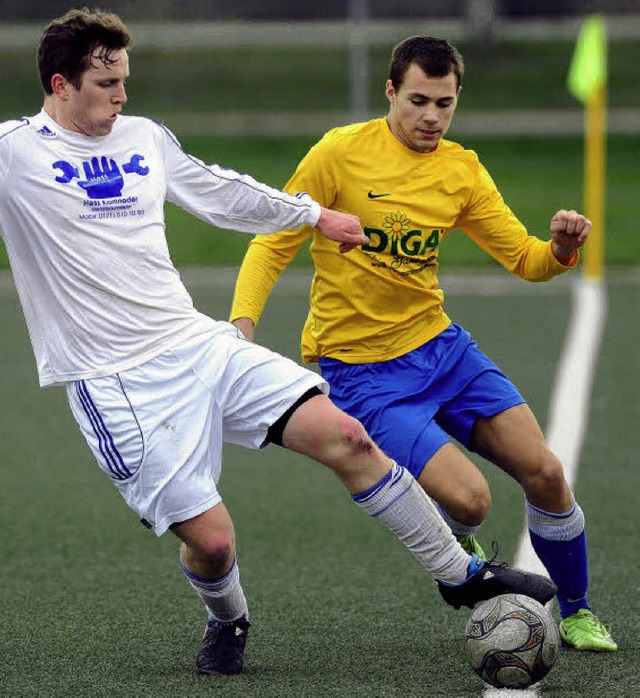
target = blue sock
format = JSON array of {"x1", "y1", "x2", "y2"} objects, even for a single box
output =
[{"x1": 527, "y1": 501, "x2": 591, "y2": 618}]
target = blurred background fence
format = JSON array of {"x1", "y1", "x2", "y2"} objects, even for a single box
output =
[
  {"x1": 1, "y1": 0, "x2": 639, "y2": 136},
  {"x1": 1, "y1": 0, "x2": 639, "y2": 21}
]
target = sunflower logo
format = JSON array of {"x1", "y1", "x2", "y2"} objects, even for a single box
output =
[{"x1": 383, "y1": 212, "x2": 411, "y2": 244}]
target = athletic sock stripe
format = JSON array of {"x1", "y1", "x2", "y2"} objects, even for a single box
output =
[
  {"x1": 352, "y1": 463, "x2": 404, "y2": 503},
  {"x1": 527, "y1": 501, "x2": 576, "y2": 519},
  {"x1": 76, "y1": 380, "x2": 130, "y2": 479},
  {"x1": 370, "y1": 479, "x2": 414, "y2": 518},
  {"x1": 181, "y1": 557, "x2": 238, "y2": 587},
  {"x1": 352, "y1": 463, "x2": 414, "y2": 516},
  {"x1": 527, "y1": 501, "x2": 585, "y2": 542}
]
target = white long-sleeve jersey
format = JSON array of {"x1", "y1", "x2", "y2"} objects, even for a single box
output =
[{"x1": 0, "y1": 110, "x2": 321, "y2": 386}]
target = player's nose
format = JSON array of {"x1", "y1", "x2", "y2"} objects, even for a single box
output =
[
  {"x1": 421, "y1": 104, "x2": 438, "y2": 123},
  {"x1": 114, "y1": 83, "x2": 127, "y2": 104}
]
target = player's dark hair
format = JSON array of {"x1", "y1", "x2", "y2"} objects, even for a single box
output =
[
  {"x1": 37, "y1": 8, "x2": 131, "y2": 95},
  {"x1": 389, "y1": 36, "x2": 464, "y2": 90}
]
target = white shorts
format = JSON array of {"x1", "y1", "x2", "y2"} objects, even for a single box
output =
[{"x1": 66, "y1": 323, "x2": 327, "y2": 536}]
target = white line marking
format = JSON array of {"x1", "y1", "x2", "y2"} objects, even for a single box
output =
[{"x1": 483, "y1": 276, "x2": 607, "y2": 697}]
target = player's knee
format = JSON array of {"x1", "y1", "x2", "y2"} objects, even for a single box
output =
[
  {"x1": 449, "y1": 484, "x2": 491, "y2": 526},
  {"x1": 337, "y1": 413, "x2": 376, "y2": 459},
  {"x1": 320, "y1": 411, "x2": 377, "y2": 467},
  {"x1": 462, "y1": 487, "x2": 491, "y2": 526},
  {"x1": 521, "y1": 452, "x2": 566, "y2": 498},
  {"x1": 192, "y1": 530, "x2": 236, "y2": 569}
]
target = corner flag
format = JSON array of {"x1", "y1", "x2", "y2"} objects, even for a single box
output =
[
  {"x1": 567, "y1": 15, "x2": 607, "y2": 281},
  {"x1": 567, "y1": 15, "x2": 607, "y2": 105}
]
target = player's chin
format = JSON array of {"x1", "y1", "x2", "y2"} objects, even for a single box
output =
[
  {"x1": 99, "y1": 115, "x2": 118, "y2": 134},
  {"x1": 414, "y1": 131, "x2": 441, "y2": 152},
  {"x1": 90, "y1": 122, "x2": 115, "y2": 137}
]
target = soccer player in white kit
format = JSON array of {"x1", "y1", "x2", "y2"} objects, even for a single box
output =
[{"x1": 0, "y1": 9, "x2": 556, "y2": 676}]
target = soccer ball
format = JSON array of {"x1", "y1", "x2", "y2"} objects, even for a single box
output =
[{"x1": 464, "y1": 593, "x2": 560, "y2": 689}]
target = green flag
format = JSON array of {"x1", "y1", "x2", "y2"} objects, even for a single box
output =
[{"x1": 567, "y1": 15, "x2": 607, "y2": 103}]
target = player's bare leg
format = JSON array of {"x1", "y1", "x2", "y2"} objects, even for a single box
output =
[
  {"x1": 418, "y1": 442, "x2": 491, "y2": 557},
  {"x1": 472, "y1": 403, "x2": 617, "y2": 651},
  {"x1": 472, "y1": 403, "x2": 573, "y2": 513},
  {"x1": 173, "y1": 505, "x2": 251, "y2": 675},
  {"x1": 418, "y1": 443, "x2": 491, "y2": 526},
  {"x1": 282, "y1": 393, "x2": 556, "y2": 608}
]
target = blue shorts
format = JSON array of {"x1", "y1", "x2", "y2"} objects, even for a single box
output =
[{"x1": 319, "y1": 324, "x2": 525, "y2": 479}]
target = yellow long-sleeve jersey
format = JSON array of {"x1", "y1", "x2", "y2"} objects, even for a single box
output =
[{"x1": 230, "y1": 118, "x2": 577, "y2": 364}]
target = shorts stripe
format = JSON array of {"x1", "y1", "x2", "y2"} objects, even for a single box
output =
[{"x1": 76, "y1": 380, "x2": 130, "y2": 480}]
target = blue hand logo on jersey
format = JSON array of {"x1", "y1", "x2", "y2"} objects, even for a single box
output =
[
  {"x1": 52, "y1": 154, "x2": 149, "y2": 199},
  {"x1": 77, "y1": 157, "x2": 124, "y2": 198}
]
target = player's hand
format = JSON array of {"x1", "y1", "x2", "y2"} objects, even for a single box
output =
[
  {"x1": 233, "y1": 317, "x2": 255, "y2": 341},
  {"x1": 316, "y1": 207, "x2": 369, "y2": 253},
  {"x1": 550, "y1": 209, "x2": 592, "y2": 265}
]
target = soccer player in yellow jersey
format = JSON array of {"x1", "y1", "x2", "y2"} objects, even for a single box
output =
[{"x1": 230, "y1": 36, "x2": 616, "y2": 652}]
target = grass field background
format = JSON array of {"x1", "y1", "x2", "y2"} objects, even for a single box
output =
[{"x1": 0, "y1": 268, "x2": 638, "y2": 696}]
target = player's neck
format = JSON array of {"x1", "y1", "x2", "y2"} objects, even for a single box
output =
[{"x1": 42, "y1": 97, "x2": 88, "y2": 136}]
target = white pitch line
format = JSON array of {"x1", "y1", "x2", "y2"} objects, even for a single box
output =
[{"x1": 483, "y1": 276, "x2": 607, "y2": 698}]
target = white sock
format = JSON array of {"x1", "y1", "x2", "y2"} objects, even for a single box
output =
[
  {"x1": 181, "y1": 556, "x2": 249, "y2": 623},
  {"x1": 352, "y1": 463, "x2": 472, "y2": 584}
]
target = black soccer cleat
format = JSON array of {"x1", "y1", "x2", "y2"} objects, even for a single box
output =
[
  {"x1": 195, "y1": 615, "x2": 250, "y2": 676},
  {"x1": 437, "y1": 556, "x2": 557, "y2": 610}
]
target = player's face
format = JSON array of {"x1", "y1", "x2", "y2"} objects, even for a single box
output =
[
  {"x1": 56, "y1": 48, "x2": 129, "y2": 137},
  {"x1": 385, "y1": 64, "x2": 459, "y2": 153}
]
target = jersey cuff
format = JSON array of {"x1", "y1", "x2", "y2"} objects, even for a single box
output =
[{"x1": 304, "y1": 201, "x2": 322, "y2": 228}]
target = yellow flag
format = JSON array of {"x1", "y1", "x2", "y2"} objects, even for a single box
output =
[{"x1": 567, "y1": 15, "x2": 607, "y2": 103}]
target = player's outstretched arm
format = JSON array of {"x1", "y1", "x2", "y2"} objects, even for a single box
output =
[
  {"x1": 550, "y1": 209, "x2": 592, "y2": 265},
  {"x1": 316, "y1": 207, "x2": 369, "y2": 254}
]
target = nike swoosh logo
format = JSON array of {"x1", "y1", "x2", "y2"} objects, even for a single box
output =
[{"x1": 368, "y1": 191, "x2": 390, "y2": 199}]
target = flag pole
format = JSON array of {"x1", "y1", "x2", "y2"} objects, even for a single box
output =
[{"x1": 583, "y1": 78, "x2": 606, "y2": 281}]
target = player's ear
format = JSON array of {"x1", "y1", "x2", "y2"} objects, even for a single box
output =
[
  {"x1": 385, "y1": 79, "x2": 396, "y2": 105},
  {"x1": 51, "y1": 73, "x2": 70, "y2": 99}
]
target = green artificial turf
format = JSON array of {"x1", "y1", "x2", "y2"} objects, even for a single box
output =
[{"x1": 0, "y1": 271, "x2": 637, "y2": 696}]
